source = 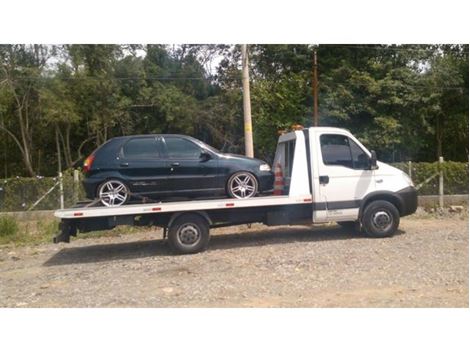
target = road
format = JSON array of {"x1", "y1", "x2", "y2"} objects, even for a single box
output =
[{"x1": 0, "y1": 216, "x2": 468, "y2": 307}]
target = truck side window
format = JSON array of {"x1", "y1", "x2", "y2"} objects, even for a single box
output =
[
  {"x1": 320, "y1": 134, "x2": 369, "y2": 170},
  {"x1": 349, "y1": 138, "x2": 369, "y2": 169},
  {"x1": 321, "y1": 134, "x2": 353, "y2": 168}
]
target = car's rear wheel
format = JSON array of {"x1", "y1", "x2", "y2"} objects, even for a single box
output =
[
  {"x1": 227, "y1": 172, "x2": 258, "y2": 199},
  {"x1": 97, "y1": 179, "x2": 129, "y2": 207}
]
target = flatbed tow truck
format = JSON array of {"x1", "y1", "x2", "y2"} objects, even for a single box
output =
[{"x1": 54, "y1": 127, "x2": 417, "y2": 254}]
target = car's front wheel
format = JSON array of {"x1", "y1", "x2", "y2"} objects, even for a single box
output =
[
  {"x1": 97, "y1": 179, "x2": 130, "y2": 207},
  {"x1": 226, "y1": 171, "x2": 258, "y2": 199}
]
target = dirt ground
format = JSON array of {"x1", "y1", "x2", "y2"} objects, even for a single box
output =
[{"x1": 0, "y1": 216, "x2": 468, "y2": 307}]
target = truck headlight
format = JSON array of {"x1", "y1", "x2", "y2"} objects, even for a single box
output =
[
  {"x1": 402, "y1": 172, "x2": 414, "y2": 187},
  {"x1": 259, "y1": 164, "x2": 271, "y2": 172}
]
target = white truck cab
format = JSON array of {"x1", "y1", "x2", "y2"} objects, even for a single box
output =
[
  {"x1": 274, "y1": 127, "x2": 417, "y2": 234},
  {"x1": 54, "y1": 127, "x2": 417, "y2": 254}
]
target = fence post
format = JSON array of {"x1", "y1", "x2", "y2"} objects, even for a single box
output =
[
  {"x1": 439, "y1": 156, "x2": 444, "y2": 208},
  {"x1": 408, "y1": 161, "x2": 412, "y2": 179},
  {"x1": 73, "y1": 169, "x2": 79, "y2": 205},
  {"x1": 59, "y1": 172, "x2": 64, "y2": 209}
]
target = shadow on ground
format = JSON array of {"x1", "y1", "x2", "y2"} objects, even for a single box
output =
[{"x1": 43, "y1": 226, "x2": 405, "y2": 266}]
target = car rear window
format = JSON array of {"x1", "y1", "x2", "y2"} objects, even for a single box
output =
[{"x1": 123, "y1": 138, "x2": 160, "y2": 159}]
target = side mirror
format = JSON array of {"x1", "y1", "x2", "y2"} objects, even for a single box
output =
[
  {"x1": 369, "y1": 150, "x2": 378, "y2": 170},
  {"x1": 200, "y1": 151, "x2": 212, "y2": 161}
]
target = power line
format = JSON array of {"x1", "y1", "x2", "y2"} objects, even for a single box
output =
[
  {"x1": 320, "y1": 44, "x2": 469, "y2": 53},
  {"x1": 3, "y1": 76, "x2": 212, "y2": 81}
]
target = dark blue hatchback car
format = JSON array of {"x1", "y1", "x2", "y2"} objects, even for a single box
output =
[{"x1": 82, "y1": 134, "x2": 274, "y2": 206}]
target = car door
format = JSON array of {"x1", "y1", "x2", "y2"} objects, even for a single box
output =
[
  {"x1": 117, "y1": 136, "x2": 167, "y2": 195},
  {"x1": 316, "y1": 133, "x2": 375, "y2": 221},
  {"x1": 161, "y1": 136, "x2": 219, "y2": 195}
]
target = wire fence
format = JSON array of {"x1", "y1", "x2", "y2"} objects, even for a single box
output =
[
  {"x1": 0, "y1": 161, "x2": 468, "y2": 212},
  {"x1": 0, "y1": 172, "x2": 86, "y2": 212}
]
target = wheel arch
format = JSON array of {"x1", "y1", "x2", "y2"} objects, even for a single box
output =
[
  {"x1": 167, "y1": 211, "x2": 212, "y2": 229},
  {"x1": 359, "y1": 191, "x2": 404, "y2": 217}
]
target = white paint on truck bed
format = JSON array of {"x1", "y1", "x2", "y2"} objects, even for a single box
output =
[{"x1": 54, "y1": 195, "x2": 313, "y2": 219}]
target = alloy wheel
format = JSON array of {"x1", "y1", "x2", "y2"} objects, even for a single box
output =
[
  {"x1": 98, "y1": 180, "x2": 129, "y2": 207},
  {"x1": 229, "y1": 173, "x2": 257, "y2": 199}
]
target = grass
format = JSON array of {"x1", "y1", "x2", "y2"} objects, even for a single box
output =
[
  {"x1": 0, "y1": 215, "x2": 19, "y2": 239},
  {"x1": 0, "y1": 215, "x2": 155, "y2": 247}
]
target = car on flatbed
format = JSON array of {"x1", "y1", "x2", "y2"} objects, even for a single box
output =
[
  {"x1": 55, "y1": 127, "x2": 418, "y2": 254},
  {"x1": 82, "y1": 134, "x2": 274, "y2": 206}
]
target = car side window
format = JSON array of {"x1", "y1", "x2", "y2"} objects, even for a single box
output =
[
  {"x1": 122, "y1": 138, "x2": 159, "y2": 159},
  {"x1": 320, "y1": 134, "x2": 369, "y2": 170},
  {"x1": 164, "y1": 137, "x2": 202, "y2": 159}
]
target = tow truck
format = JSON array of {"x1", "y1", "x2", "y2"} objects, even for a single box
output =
[{"x1": 54, "y1": 127, "x2": 417, "y2": 254}]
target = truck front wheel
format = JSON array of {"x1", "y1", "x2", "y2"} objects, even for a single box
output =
[
  {"x1": 167, "y1": 214, "x2": 210, "y2": 254},
  {"x1": 361, "y1": 200, "x2": 400, "y2": 238}
]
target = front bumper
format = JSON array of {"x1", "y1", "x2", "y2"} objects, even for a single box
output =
[
  {"x1": 397, "y1": 186, "x2": 418, "y2": 216},
  {"x1": 258, "y1": 171, "x2": 275, "y2": 193}
]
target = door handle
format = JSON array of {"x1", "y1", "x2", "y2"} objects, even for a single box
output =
[
  {"x1": 171, "y1": 162, "x2": 180, "y2": 167},
  {"x1": 319, "y1": 175, "x2": 329, "y2": 184},
  {"x1": 120, "y1": 162, "x2": 129, "y2": 167}
]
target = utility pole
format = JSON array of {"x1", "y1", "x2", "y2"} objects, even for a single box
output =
[
  {"x1": 55, "y1": 127, "x2": 64, "y2": 209},
  {"x1": 312, "y1": 46, "x2": 319, "y2": 126},
  {"x1": 241, "y1": 44, "x2": 254, "y2": 158}
]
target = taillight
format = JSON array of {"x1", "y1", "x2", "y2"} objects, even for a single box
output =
[{"x1": 83, "y1": 155, "x2": 95, "y2": 174}]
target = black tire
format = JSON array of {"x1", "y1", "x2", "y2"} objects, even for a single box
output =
[
  {"x1": 167, "y1": 214, "x2": 210, "y2": 254},
  {"x1": 337, "y1": 221, "x2": 361, "y2": 233},
  {"x1": 226, "y1": 171, "x2": 259, "y2": 199},
  {"x1": 361, "y1": 200, "x2": 400, "y2": 238}
]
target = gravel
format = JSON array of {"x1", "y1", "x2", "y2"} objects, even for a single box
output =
[{"x1": 0, "y1": 216, "x2": 467, "y2": 307}]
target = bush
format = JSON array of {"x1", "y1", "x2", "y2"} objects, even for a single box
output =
[
  {"x1": 0, "y1": 215, "x2": 19, "y2": 238},
  {"x1": 0, "y1": 172, "x2": 86, "y2": 211},
  {"x1": 392, "y1": 161, "x2": 469, "y2": 195}
]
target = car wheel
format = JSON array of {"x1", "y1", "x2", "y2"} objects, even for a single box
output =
[
  {"x1": 361, "y1": 200, "x2": 400, "y2": 238},
  {"x1": 168, "y1": 214, "x2": 210, "y2": 254},
  {"x1": 227, "y1": 172, "x2": 258, "y2": 199},
  {"x1": 97, "y1": 179, "x2": 130, "y2": 207}
]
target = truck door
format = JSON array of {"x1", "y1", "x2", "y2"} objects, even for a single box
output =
[{"x1": 315, "y1": 133, "x2": 375, "y2": 221}]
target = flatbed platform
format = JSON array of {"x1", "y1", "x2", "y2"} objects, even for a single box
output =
[{"x1": 54, "y1": 194, "x2": 313, "y2": 219}]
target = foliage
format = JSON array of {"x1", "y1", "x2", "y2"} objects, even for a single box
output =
[
  {"x1": 0, "y1": 174, "x2": 85, "y2": 211},
  {"x1": 0, "y1": 215, "x2": 18, "y2": 238},
  {"x1": 392, "y1": 161, "x2": 469, "y2": 195},
  {"x1": 0, "y1": 44, "x2": 468, "y2": 178}
]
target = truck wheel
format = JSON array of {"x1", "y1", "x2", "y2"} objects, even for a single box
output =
[
  {"x1": 168, "y1": 214, "x2": 210, "y2": 254},
  {"x1": 361, "y1": 200, "x2": 399, "y2": 238}
]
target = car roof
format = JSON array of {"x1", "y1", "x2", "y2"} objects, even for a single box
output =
[{"x1": 109, "y1": 134, "x2": 201, "y2": 143}]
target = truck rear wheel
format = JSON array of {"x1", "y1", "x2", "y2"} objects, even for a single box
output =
[
  {"x1": 361, "y1": 200, "x2": 399, "y2": 238},
  {"x1": 167, "y1": 214, "x2": 210, "y2": 254}
]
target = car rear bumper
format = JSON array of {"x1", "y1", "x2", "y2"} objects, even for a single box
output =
[{"x1": 82, "y1": 177, "x2": 100, "y2": 200}]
